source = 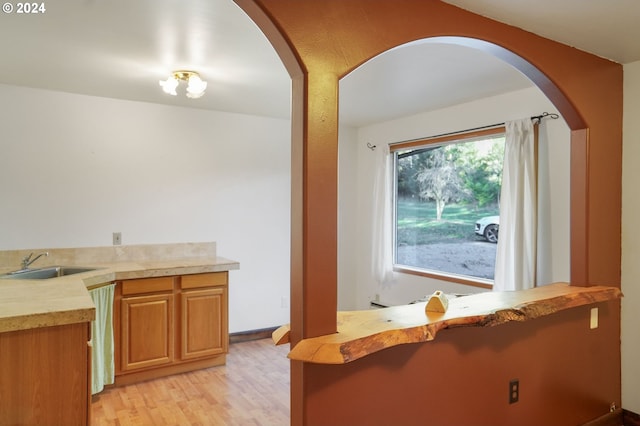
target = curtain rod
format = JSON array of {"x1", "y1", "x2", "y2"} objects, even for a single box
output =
[
  {"x1": 425, "y1": 111, "x2": 560, "y2": 140},
  {"x1": 530, "y1": 112, "x2": 560, "y2": 122},
  {"x1": 459, "y1": 110, "x2": 559, "y2": 133},
  {"x1": 379, "y1": 112, "x2": 561, "y2": 152}
]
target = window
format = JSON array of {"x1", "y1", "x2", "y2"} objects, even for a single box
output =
[{"x1": 391, "y1": 128, "x2": 505, "y2": 287}]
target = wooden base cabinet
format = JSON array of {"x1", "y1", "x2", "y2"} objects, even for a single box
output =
[
  {"x1": 0, "y1": 322, "x2": 91, "y2": 426},
  {"x1": 121, "y1": 292, "x2": 174, "y2": 371},
  {"x1": 180, "y1": 273, "x2": 228, "y2": 360},
  {"x1": 115, "y1": 273, "x2": 228, "y2": 385}
]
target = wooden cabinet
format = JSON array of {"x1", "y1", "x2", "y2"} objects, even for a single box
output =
[
  {"x1": 180, "y1": 274, "x2": 228, "y2": 360},
  {"x1": 121, "y1": 291, "x2": 174, "y2": 371},
  {"x1": 115, "y1": 272, "x2": 228, "y2": 385},
  {"x1": 0, "y1": 322, "x2": 91, "y2": 426}
]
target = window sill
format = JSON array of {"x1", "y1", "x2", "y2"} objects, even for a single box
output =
[
  {"x1": 278, "y1": 282, "x2": 621, "y2": 364},
  {"x1": 394, "y1": 265, "x2": 493, "y2": 289}
]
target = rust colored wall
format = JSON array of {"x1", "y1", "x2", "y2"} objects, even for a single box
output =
[
  {"x1": 234, "y1": 0, "x2": 623, "y2": 424},
  {"x1": 305, "y1": 301, "x2": 620, "y2": 426}
]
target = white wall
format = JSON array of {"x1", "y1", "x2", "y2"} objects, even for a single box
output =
[
  {"x1": 338, "y1": 125, "x2": 359, "y2": 310},
  {"x1": 0, "y1": 84, "x2": 291, "y2": 333},
  {"x1": 622, "y1": 60, "x2": 640, "y2": 413},
  {"x1": 339, "y1": 87, "x2": 571, "y2": 309}
]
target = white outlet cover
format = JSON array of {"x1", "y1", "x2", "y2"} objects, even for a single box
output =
[{"x1": 590, "y1": 307, "x2": 598, "y2": 329}]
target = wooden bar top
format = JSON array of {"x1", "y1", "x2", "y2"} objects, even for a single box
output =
[{"x1": 281, "y1": 283, "x2": 621, "y2": 364}]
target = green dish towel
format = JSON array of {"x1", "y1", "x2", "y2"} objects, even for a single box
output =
[{"x1": 89, "y1": 284, "x2": 115, "y2": 395}]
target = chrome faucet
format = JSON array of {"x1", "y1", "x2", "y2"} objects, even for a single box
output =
[{"x1": 21, "y1": 252, "x2": 49, "y2": 270}]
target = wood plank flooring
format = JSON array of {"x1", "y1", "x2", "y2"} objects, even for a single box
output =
[{"x1": 91, "y1": 339, "x2": 290, "y2": 425}]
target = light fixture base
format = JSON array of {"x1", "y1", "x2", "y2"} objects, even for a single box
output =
[{"x1": 172, "y1": 70, "x2": 199, "y2": 81}]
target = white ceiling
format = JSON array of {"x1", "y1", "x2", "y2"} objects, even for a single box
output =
[
  {"x1": 0, "y1": 0, "x2": 291, "y2": 119},
  {"x1": 442, "y1": 0, "x2": 640, "y2": 64},
  {"x1": 0, "y1": 0, "x2": 637, "y2": 127},
  {"x1": 340, "y1": 40, "x2": 532, "y2": 127}
]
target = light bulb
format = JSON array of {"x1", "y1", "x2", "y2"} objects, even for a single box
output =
[
  {"x1": 159, "y1": 76, "x2": 179, "y2": 96},
  {"x1": 186, "y1": 74, "x2": 207, "y2": 99}
]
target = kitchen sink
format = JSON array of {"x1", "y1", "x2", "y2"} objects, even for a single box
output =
[{"x1": 0, "y1": 266, "x2": 98, "y2": 280}]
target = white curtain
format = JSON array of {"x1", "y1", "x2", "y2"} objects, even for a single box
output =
[
  {"x1": 494, "y1": 118, "x2": 537, "y2": 291},
  {"x1": 371, "y1": 144, "x2": 395, "y2": 285}
]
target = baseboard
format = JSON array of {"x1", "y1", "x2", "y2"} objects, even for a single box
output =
[
  {"x1": 582, "y1": 408, "x2": 640, "y2": 426},
  {"x1": 583, "y1": 408, "x2": 622, "y2": 426},
  {"x1": 229, "y1": 327, "x2": 279, "y2": 344}
]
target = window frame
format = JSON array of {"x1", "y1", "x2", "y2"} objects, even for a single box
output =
[{"x1": 390, "y1": 126, "x2": 506, "y2": 289}]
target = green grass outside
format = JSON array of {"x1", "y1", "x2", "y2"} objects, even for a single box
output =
[{"x1": 396, "y1": 198, "x2": 498, "y2": 245}]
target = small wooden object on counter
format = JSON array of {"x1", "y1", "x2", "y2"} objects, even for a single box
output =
[
  {"x1": 425, "y1": 290, "x2": 448, "y2": 313},
  {"x1": 114, "y1": 272, "x2": 229, "y2": 386}
]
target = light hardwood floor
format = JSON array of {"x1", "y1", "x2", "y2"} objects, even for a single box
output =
[{"x1": 91, "y1": 339, "x2": 290, "y2": 425}]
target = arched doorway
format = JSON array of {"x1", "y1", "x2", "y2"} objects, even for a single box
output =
[{"x1": 236, "y1": 1, "x2": 622, "y2": 424}]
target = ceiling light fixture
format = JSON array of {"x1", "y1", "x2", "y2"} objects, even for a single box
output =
[{"x1": 159, "y1": 70, "x2": 207, "y2": 99}]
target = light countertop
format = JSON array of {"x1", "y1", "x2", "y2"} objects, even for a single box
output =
[{"x1": 0, "y1": 251, "x2": 239, "y2": 333}]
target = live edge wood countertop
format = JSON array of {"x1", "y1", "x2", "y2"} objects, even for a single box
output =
[
  {"x1": 0, "y1": 243, "x2": 239, "y2": 334},
  {"x1": 278, "y1": 283, "x2": 622, "y2": 364}
]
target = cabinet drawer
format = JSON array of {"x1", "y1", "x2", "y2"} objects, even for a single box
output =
[
  {"x1": 121, "y1": 277, "x2": 174, "y2": 295},
  {"x1": 180, "y1": 272, "x2": 228, "y2": 289}
]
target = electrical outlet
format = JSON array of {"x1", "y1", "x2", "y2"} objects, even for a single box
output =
[
  {"x1": 113, "y1": 232, "x2": 122, "y2": 246},
  {"x1": 509, "y1": 379, "x2": 519, "y2": 404}
]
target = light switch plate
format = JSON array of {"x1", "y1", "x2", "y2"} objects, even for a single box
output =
[{"x1": 590, "y1": 307, "x2": 598, "y2": 329}]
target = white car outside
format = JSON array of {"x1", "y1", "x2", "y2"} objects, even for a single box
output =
[{"x1": 475, "y1": 215, "x2": 499, "y2": 243}]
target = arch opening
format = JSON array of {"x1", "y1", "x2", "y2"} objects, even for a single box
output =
[{"x1": 338, "y1": 36, "x2": 574, "y2": 309}]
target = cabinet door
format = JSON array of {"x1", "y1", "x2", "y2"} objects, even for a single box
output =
[
  {"x1": 180, "y1": 287, "x2": 228, "y2": 360},
  {"x1": 0, "y1": 323, "x2": 89, "y2": 426},
  {"x1": 121, "y1": 293, "x2": 174, "y2": 371}
]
